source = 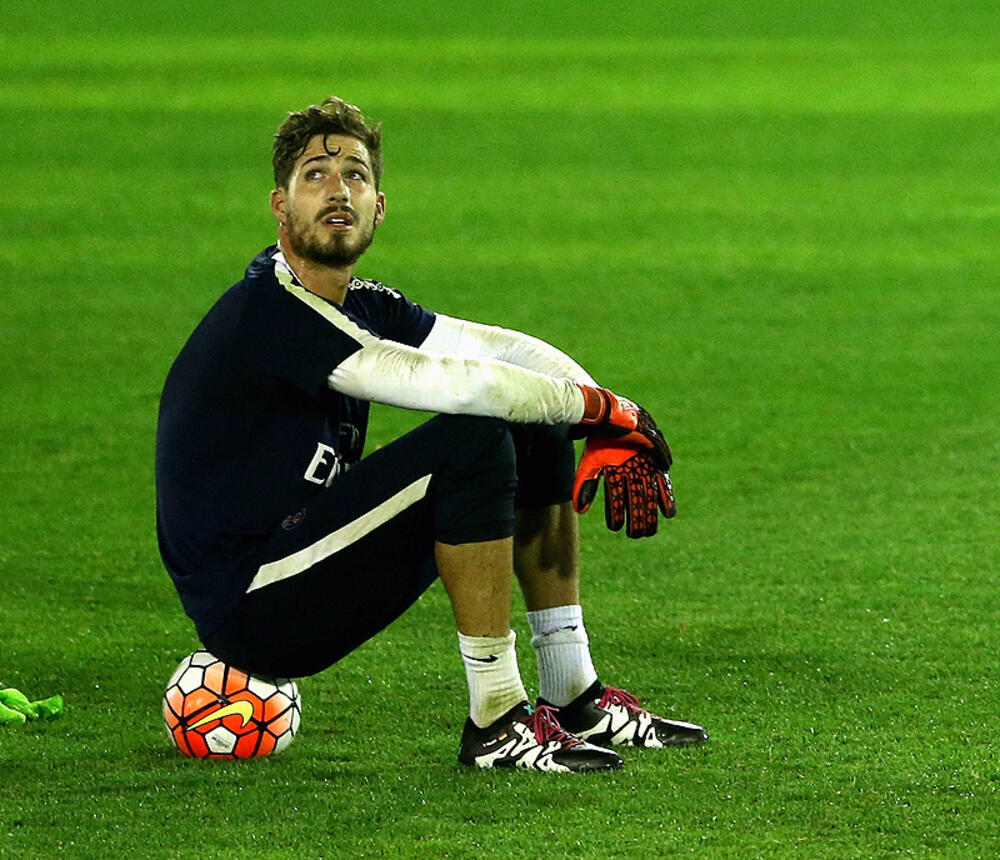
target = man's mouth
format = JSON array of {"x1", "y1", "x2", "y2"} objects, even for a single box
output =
[{"x1": 319, "y1": 209, "x2": 356, "y2": 230}]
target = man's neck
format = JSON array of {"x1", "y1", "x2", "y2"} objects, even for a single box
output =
[{"x1": 277, "y1": 235, "x2": 353, "y2": 305}]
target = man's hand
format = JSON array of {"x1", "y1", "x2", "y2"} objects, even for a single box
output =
[
  {"x1": 575, "y1": 385, "x2": 672, "y2": 471},
  {"x1": 572, "y1": 439, "x2": 677, "y2": 538}
]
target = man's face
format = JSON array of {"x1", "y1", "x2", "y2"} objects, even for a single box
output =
[{"x1": 271, "y1": 133, "x2": 385, "y2": 267}]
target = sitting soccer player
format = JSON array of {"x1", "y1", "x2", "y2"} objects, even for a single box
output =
[{"x1": 155, "y1": 97, "x2": 707, "y2": 772}]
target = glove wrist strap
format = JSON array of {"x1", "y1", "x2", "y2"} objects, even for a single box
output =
[{"x1": 578, "y1": 385, "x2": 611, "y2": 425}]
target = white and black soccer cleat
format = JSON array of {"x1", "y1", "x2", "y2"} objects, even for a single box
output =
[
  {"x1": 540, "y1": 681, "x2": 708, "y2": 748},
  {"x1": 458, "y1": 702, "x2": 623, "y2": 772}
]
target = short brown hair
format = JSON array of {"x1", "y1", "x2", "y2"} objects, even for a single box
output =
[{"x1": 272, "y1": 97, "x2": 383, "y2": 189}]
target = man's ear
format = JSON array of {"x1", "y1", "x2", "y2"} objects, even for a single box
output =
[
  {"x1": 270, "y1": 188, "x2": 287, "y2": 224},
  {"x1": 374, "y1": 192, "x2": 386, "y2": 228}
]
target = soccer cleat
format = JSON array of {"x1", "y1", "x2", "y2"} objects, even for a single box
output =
[
  {"x1": 458, "y1": 701, "x2": 623, "y2": 772},
  {"x1": 540, "y1": 680, "x2": 708, "y2": 748}
]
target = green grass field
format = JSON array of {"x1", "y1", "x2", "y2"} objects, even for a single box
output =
[{"x1": 2, "y1": 1, "x2": 998, "y2": 856}]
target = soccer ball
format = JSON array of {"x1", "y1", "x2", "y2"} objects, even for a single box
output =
[{"x1": 163, "y1": 650, "x2": 301, "y2": 759}]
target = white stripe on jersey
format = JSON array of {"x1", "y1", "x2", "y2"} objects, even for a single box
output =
[
  {"x1": 273, "y1": 250, "x2": 381, "y2": 349},
  {"x1": 245, "y1": 473, "x2": 433, "y2": 593}
]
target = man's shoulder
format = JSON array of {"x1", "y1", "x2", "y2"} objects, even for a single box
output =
[
  {"x1": 343, "y1": 276, "x2": 435, "y2": 345},
  {"x1": 347, "y1": 277, "x2": 404, "y2": 300},
  {"x1": 241, "y1": 245, "x2": 281, "y2": 286},
  {"x1": 213, "y1": 246, "x2": 285, "y2": 311},
  {"x1": 183, "y1": 247, "x2": 283, "y2": 341}
]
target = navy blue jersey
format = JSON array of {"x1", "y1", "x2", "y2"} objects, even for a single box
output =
[{"x1": 156, "y1": 246, "x2": 436, "y2": 637}]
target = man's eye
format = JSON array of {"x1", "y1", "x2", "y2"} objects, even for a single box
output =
[{"x1": 305, "y1": 169, "x2": 323, "y2": 180}]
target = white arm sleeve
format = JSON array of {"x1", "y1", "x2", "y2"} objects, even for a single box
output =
[
  {"x1": 420, "y1": 314, "x2": 597, "y2": 386},
  {"x1": 328, "y1": 336, "x2": 586, "y2": 425}
]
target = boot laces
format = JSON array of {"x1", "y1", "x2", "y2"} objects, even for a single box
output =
[
  {"x1": 525, "y1": 705, "x2": 583, "y2": 748},
  {"x1": 598, "y1": 685, "x2": 644, "y2": 714}
]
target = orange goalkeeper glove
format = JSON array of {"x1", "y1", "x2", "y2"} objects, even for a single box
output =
[
  {"x1": 575, "y1": 385, "x2": 672, "y2": 471},
  {"x1": 572, "y1": 438, "x2": 677, "y2": 538}
]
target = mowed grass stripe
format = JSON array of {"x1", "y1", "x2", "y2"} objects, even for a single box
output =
[{"x1": 4, "y1": 35, "x2": 1000, "y2": 114}]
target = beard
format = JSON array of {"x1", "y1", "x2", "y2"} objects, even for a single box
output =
[{"x1": 284, "y1": 210, "x2": 376, "y2": 267}]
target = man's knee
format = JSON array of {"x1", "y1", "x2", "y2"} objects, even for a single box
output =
[
  {"x1": 436, "y1": 413, "x2": 510, "y2": 441},
  {"x1": 511, "y1": 424, "x2": 576, "y2": 509},
  {"x1": 428, "y1": 415, "x2": 517, "y2": 545},
  {"x1": 432, "y1": 414, "x2": 516, "y2": 475}
]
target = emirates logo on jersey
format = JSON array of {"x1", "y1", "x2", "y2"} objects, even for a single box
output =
[{"x1": 302, "y1": 442, "x2": 343, "y2": 487}]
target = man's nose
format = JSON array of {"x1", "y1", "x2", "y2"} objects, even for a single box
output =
[{"x1": 326, "y1": 173, "x2": 349, "y2": 201}]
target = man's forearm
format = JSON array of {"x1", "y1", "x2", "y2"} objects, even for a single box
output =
[
  {"x1": 328, "y1": 338, "x2": 586, "y2": 424},
  {"x1": 420, "y1": 315, "x2": 596, "y2": 386}
]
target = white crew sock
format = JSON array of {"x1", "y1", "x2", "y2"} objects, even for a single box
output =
[
  {"x1": 458, "y1": 630, "x2": 528, "y2": 728},
  {"x1": 527, "y1": 604, "x2": 598, "y2": 707}
]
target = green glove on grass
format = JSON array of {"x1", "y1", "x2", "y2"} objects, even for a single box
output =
[
  {"x1": 0, "y1": 688, "x2": 64, "y2": 724},
  {"x1": 0, "y1": 700, "x2": 27, "y2": 725}
]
